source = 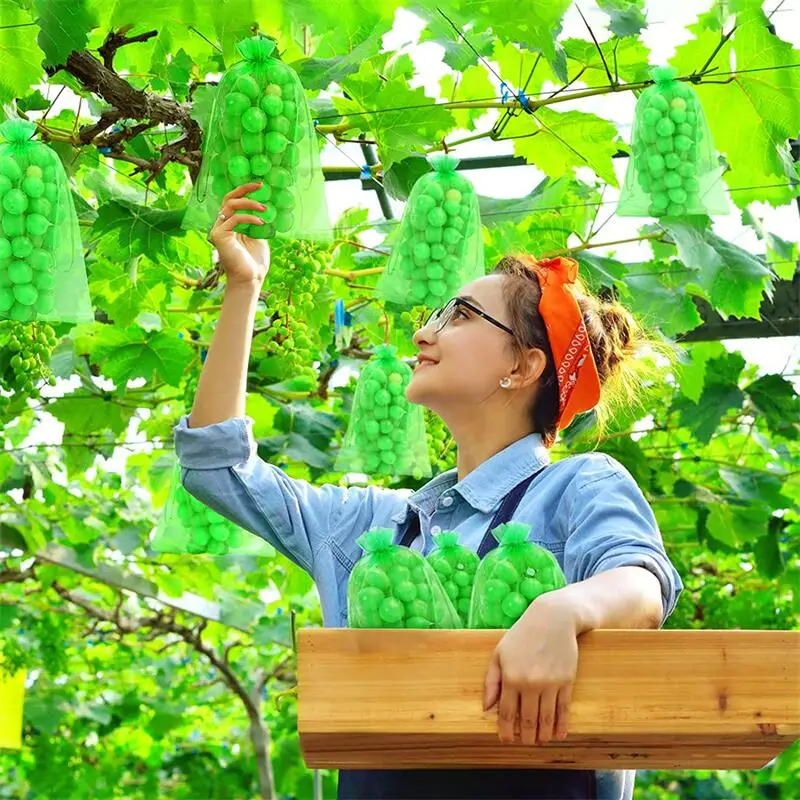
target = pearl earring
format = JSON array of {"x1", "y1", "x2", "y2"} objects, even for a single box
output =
[{"x1": 500, "y1": 377, "x2": 512, "y2": 388}]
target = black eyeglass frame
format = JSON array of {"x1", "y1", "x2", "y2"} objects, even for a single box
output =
[{"x1": 424, "y1": 297, "x2": 515, "y2": 336}]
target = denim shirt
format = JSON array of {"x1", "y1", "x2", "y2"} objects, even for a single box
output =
[{"x1": 173, "y1": 414, "x2": 684, "y2": 800}]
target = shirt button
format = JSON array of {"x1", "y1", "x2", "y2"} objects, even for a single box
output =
[
  {"x1": 441, "y1": 496, "x2": 454, "y2": 507},
  {"x1": 431, "y1": 525, "x2": 442, "y2": 534}
]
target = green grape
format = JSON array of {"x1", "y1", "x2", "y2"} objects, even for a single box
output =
[
  {"x1": 3, "y1": 189, "x2": 27, "y2": 215},
  {"x1": 234, "y1": 74, "x2": 261, "y2": 100},
  {"x1": 261, "y1": 95, "x2": 283, "y2": 116},
  {"x1": 225, "y1": 92, "x2": 250, "y2": 117},
  {"x1": 250, "y1": 154, "x2": 272, "y2": 176},
  {"x1": 22, "y1": 176, "x2": 44, "y2": 198},
  {"x1": 227, "y1": 155, "x2": 250, "y2": 179},
  {"x1": 242, "y1": 107, "x2": 268, "y2": 133},
  {"x1": 11, "y1": 237, "x2": 33, "y2": 259},
  {"x1": 0, "y1": 319, "x2": 57, "y2": 396},
  {"x1": 25, "y1": 214, "x2": 50, "y2": 237},
  {"x1": 0, "y1": 238, "x2": 10, "y2": 260},
  {"x1": 241, "y1": 132, "x2": 264, "y2": 156},
  {"x1": 2, "y1": 215, "x2": 24, "y2": 238},
  {"x1": 379, "y1": 597, "x2": 404, "y2": 624},
  {"x1": 265, "y1": 132, "x2": 288, "y2": 154},
  {"x1": 257, "y1": 241, "x2": 326, "y2": 383}
]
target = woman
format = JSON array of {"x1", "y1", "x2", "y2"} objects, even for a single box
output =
[{"x1": 174, "y1": 183, "x2": 684, "y2": 800}]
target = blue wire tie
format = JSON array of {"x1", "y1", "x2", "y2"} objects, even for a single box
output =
[
  {"x1": 343, "y1": 310, "x2": 352, "y2": 327},
  {"x1": 500, "y1": 81, "x2": 511, "y2": 104},
  {"x1": 313, "y1": 118, "x2": 319, "y2": 126},
  {"x1": 359, "y1": 164, "x2": 372, "y2": 181},
  {"x1": 97, "y1": 145, "x2": 113, "y2": 154},
  {"x1": 334, "y1": 299, "x2": 345, "y2": 332},
  {"x1": 518, "y1": 91, "x2": 532, "y2": 114}
]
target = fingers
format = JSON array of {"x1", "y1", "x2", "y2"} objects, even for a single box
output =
[
  {"x1": 554, "y1": 684, "x2": 572, "y2": 741},
  {"x1": 483, "y1": 652, "x2": 502, "y2": 711},
  {"x1": 222, "y1": 182, "x2": 263, "y2": 204},
  {"x1": 221, "y1": 197, "x2": 267, "y2": 217},
  {"x1": 496, "y1": 683, "x2": 519, "y2": 744},
  {"x1": 536, "y1": 686, "x2": 559, "y2": 745},
  {"x1": 519, "y1": 689, "x2": 540, "y2": 746},
  {"x1": 219, "y1": 214, "x2": 265, "y2": 232}
]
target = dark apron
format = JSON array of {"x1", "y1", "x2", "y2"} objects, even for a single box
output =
[{"x1": 338, "y1": 468, "x2": 598, "y2": 800}]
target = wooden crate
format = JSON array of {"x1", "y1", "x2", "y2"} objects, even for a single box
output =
[{"x1": 298, "y1": 629, "x2": 800, "y2": 771}]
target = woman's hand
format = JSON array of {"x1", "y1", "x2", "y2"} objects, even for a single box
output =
[
  {"x1": 209, "y1": 182, "x2": 271, "y2": 286},
  {"x1": 483, "y1": 595, "x2": 580, "y2": 746}
]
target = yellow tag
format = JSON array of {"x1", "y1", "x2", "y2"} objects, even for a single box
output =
[{"x1": 0, "y1": 669, "x2": 26, "y2": 750}]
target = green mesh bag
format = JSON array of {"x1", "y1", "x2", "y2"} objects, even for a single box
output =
[
  {"x1": 183, "y1": 36, "x2": 330, "y2": 241},
  {"x1": 427, "y1": 531, "x2": 479, "y2": 625},
  {"x1": 152, "y1": 462, "x2": 274, "y2": 556},
  {"x1": 334, "y1": 344, "x2": 431, "y2": 479},
  {"x1": 617, "y1": 66, "x2": 728, "y2": 218},
  {"x1": 375, "y1": 155, "x2": 484, "y2": 308},
  {"x1": 468, "y1": 522, "x2": 566, "y2": 629},
  {"x1": 0, "y1": 120, "x2": 92, "y2": 323},
  {"x1": 347, "y1": 528, "x2": 462, "y2": 629}
]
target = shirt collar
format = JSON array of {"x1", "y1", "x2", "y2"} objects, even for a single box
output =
[{"x1": 390, "y1": 432, "x2": 550, "y2": 524}]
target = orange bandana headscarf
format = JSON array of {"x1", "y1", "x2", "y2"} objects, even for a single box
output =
[{"x1": 529, "y1": 256, "x2": 601, "y2": 430}]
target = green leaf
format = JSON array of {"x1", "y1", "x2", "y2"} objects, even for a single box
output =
[
  {"x1": 337, "y1": 59, "x2": 455, "y2": 171},
  {"x1": 91, "y1": 327, "x2": 194, "y2": 388},
  {"x1": 92, "y1": 200, "x2": 187, "y2": 264},
  {"x1": 619, "y1": 261, "x2": 703, "y2": 337},
  {"x1": 677, "y1": 341, "x2": 726, "y2": 403},
  {"x1": 661, "y1": 218, "x2": 774, "y2": 319},
  {"x1": 675, "y1": 352, "x2": 746, "y2": 443},
  {"x1": 505, "y1": 106, "x2": 622, "y2": 186},
  {"x1": 34, "y1": 0, "x2": 95, "y2": 67},
  {"x1": 671, "y1": 10, "x2": 800, "y2": 208},
  {"x1": 0, "y1": 5, "x2": 43, "y2": 106},
  {"x1": 746, "y1": 373, "x2": 800, "y2": 441},
  {"x1": 48, "y1": 389, "x2": 135, "y2": 437},
  {"x1": 89, "y1": 257, "x2": 169, "y2": 327},
  {"x1": 293, "y1": 31, "x2": 383, "y2": 92},
  {"x1": 439, "y1": 64, "x2": 494, "y2": 130},
  {"x1": 16, "y1": 89, "x2": 50, "y2": 112},
  {"x1": 596, "y1": 0, "x2": 647, "y2": 37},
  {"x1": 382, "y1": 155, "x2": 433, "y2": 202},
  {"x1": 718, "y1": 468, "x2": 789, "y2": 509},
  {"x1": 742, "y1": 208, "x2": 799, "y2": 281},
  {"x1": 562, "y1": 36, "x2": 651, "y2": 84}
]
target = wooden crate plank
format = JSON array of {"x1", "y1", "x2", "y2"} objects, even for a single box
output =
[{"x1": 298, "y1": 629, "x2": 800, "y2": 770}]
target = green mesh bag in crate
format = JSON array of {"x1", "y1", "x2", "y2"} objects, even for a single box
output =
[
  {"x1": 347, "y1": 528, "x2": 461, "y2": 629},
  {"x1": 152, "y1": 462, "x2": 274, "y2": 556},
  {"x1": 618, "y1": 66, "x2": 728, "y2": 218},
  {"x1": 468, "y1": 522, "x2": 566, "y2": 629},
  {"x1": 0, "y1": 120, "x2": 92, "y2": 323},
  {"x1": 427, "y1": 531, "x2": 479, "y2": 625},
  {"x1": 334, "y1": 344, "x2": 431, "y2": 479},
  {"x1": 183, "y1": 36, "x2": 330, "y2": 240},
  {"x1": 376, "y1": 155, "x2": 484, "y2": 309}
]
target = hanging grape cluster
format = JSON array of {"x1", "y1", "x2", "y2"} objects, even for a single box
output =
[
  {"x1": 0, "y1": 319, "x2": 57, "y2": 396},
  {"x1": 425, "y1": 409, "x2": 455, "y2": 474},
  {"x1": 633, "y1": 72, "x2": 704, "y2": 217},
  {"x1": 258, "y1": 242, "x2": 326, "y2": 382},
  {"x1": 207, "y1": 45, "x2": 306, "y2": 239},
  {"x1": 0, "y1": 145, "x2": 63, "y2": 322},
  {"x1": 174, "y1": 486, "x2": 247, "y2": 555},
  {"x1": 382, "y1": 163, "x2": 481, "y2": 308}
]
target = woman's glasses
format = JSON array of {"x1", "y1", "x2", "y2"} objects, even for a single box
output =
[{"x1": 423, "y1": 297, "x2": 515, "y2": 336}]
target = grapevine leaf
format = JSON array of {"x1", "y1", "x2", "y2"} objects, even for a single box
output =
[
  {"x1": 91, "y1": 327, "x2": 194, "y2": 388},
  {"x1": 596, "y1": 0, "x2": 647, "y2": 37},
  {"x1": 92, "y1": 200, "x2": 187, "y2": 264},
  {"x1": 707, "y1": 502, "x2": 769, "y2": 547},
  {"x1": 292, "y1": 34, "x2": 382, "y2": 91},
  {"x1": 677, "y1": 341, "x2": 726, "y2": 403},
  {"x1": 619, "y1": 261, "x2": 703, "y2": 337},
  {"x1": 753, "y1": 521, "x2": 785, "y2": 578},
  {"x1": 504, "y1": 106, "x2": 622, "y2": 186},
  {"x1": 0, "y1": 5, "x2": 43, "y2": 105},
  {"x1": 439, "y1": 64, "x2": 494, "y2": 129},
  {"x1": 383, "y1": 155, "x2": 432, "y2": 202},
  {"x1": 745, "y1": 374, "x2": 800, "y2": 441},
  {"x1": 562, "y1": 36, "x2": 651, "y2": 85},
  {"x1": 16, "y1": 89, "x2": 50, "y2": 112},
  {"x1": 89, "y1": 258, "x2": 169, "y2": 327},
  {"x1": 210, "y1": 0, "x2": 286, "y2": 66},
  {"x1": 417, "y1": 13, "x2": 494, "y2": 72},
  {"x1": 337, "y1": 60, "x2": 455, "y2": 171},
  {"x1": 742, "y1": 208, "x2": 799, "y2": 281},
  {"x1": 48, "y1": 390, "x2": 135, "y2": 437},
  {"x1": 189, "y1": 84, "x2": 217, "y2": 133},
  {"x1": 671, "y1": 10, "x2": 800, "y2": 208},
  {"x1": 661, "y1": 218, "x2": 774, "y2": 319},
  {"x1": 33, "y1": 0, "x2": 96, "y2": 68}
]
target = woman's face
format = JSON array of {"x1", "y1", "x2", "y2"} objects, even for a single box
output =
[{"x1": 406, "y1": 274, "x2": 517, "y2": 411}]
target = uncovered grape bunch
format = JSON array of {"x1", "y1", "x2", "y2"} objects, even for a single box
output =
[
  {"x1": 257, "y1": 241, "x2": 327, "y2": 382},
  {"x1": 425, "y1": 409, "x2": 455, "y2": 474},
  {"x1": 0, "y1": 320, "x2": 57, "y2": 397}
]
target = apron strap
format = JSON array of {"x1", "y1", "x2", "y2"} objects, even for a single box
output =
[{"x1": 398, "y1": 466, "x2": 547, "y2": 554}]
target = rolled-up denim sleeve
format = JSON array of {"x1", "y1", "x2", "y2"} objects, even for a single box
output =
[
  {"x1": 563, "y1": 457, "x2": 684, "y2": 626},
  {"x1": 173, "y1": 414, "x2": 384, "y2": 574}
]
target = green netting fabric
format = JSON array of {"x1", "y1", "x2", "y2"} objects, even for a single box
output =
[
  {"x1": 0, "y1": 120, "x2": 92, "y2": 323},
  {"x1": 183, "y1": 36, "x2": 331, "y2": 240},
  {"x1": 617, "y1": 66, "x2": 728, "y2": 217},
  {"x1": 427, "y1": 531, "x2": 479, "y2": 625},
  {"x1": 334, "y1": 344, "x2": 431, "y2": 479},
  {"x1": 347, "y1": 528, "x2": 462, "y2": 629},
  {"x1": 152, "y1": 462, "x2": 274, "y2": 556},
  {"x1": 468, "y1": 522, "x2": 567, "y2": 629},
  {"x1": 375, "y1": 154, "x2": 484, "y2": 308}
]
